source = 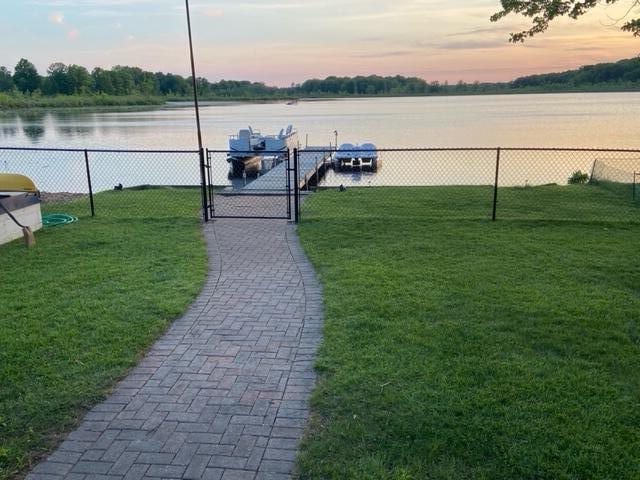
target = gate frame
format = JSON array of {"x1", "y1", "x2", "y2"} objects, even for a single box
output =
[{"x1": 203, "y1": 148, "x2": 295, "y2": 221}]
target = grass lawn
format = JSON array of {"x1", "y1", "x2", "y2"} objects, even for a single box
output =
[
  {"x1": 0, "y1": 188, "x2": 207, "y2": 479},
  {"x1": 297, "y1": 184, "x2": 640, "y2": 479}
]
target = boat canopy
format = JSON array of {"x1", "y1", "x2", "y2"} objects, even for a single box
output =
[
  {"x1": 359, "y1": 143, "x2": 378, "y2": 159},
  {"x1": 335, "y1": 143, "x2": 357, "y2": 159}
]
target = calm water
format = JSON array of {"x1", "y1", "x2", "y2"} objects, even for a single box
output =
[{"x1": 1, "y1": 93, "x2": 640, "y2": 191}]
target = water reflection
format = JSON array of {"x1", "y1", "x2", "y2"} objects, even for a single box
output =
[
  {"x1": 23, "y1": 125, "x2": 45, "y2": 142},
  {"x1": 56, "y1": 125, "x2": 95, "y2": 138},
  {"x1": 19, "y1": 111, "x2": 47, "y2": 123},
  {"x1": 347, "y1": 171, "x2": 375, "y2": 186},
  {"x1": 0, "y1": 111, "x2": 102, "y2": 144},
  {"x1": 1, "y1": 126, "x2": 18, "y2": 139},
  {"x1": 1, "y1": 93, "x2": 640, "y2": 151}
]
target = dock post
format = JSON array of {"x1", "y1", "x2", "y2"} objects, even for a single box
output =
[{"x1": 293, "y1": 148, "x2": 300, "y2": 223}]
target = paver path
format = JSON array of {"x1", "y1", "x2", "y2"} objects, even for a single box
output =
[{"x1": 28, "y1": 218, "x2": 323, "y2": 480}]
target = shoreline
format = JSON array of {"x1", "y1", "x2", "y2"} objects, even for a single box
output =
[{"x1": 2, "y1": 88, "x2": 640, "y2": 114}]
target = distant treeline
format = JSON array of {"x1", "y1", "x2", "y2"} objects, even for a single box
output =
[
  {"x1": 1, "y1": 56, "x2": 640, "y2": 109},
  {"x1": 0, "y1": 58, "x2": 285, "y2": 106},
  {"x1": 298, "y1": 57, "x2": 640, "y2": 95},
  {"x1": 511, "y1": 57, "x2": 640, "y2": 89}
]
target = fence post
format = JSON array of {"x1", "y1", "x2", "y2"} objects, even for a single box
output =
[
  {"x1": 199, "y1": 147, "x2": 208, "y2": 222},
  {"x1": 84, "y1": 149, "x2": 95, "y2": 217},
  {"x1": 492, "y1": 147, "x2": 501, "y2": 221},
  {"x1": 286, "y1": 149, "x2": 292, "y2": 220},
  {"x1": 293, "y1": 148, "x2": 300, "y2": 223},
  {"x1": 205, "y1": 148, "x2": 215, "y2": 219}
]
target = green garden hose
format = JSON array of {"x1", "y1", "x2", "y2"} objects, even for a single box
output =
[{"x1": 42, "y1": 213, "x2": 78, "y2": 227}]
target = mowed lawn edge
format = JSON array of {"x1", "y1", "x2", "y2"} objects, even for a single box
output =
[
  {"x1": 0, "y1": 189, "x2": 208, "y2": 479},
  {"x1": 296, "y1": 185, "x2": 640, "y2": 479}
]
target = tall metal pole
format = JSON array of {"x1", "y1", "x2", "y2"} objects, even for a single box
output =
[{"x1": 185, "y1": 0, "x2": 208, "y2": 221}]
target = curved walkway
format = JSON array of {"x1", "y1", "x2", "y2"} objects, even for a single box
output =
[{"x1": 28, "y1": 219, "x2": 323, "y2": 480}]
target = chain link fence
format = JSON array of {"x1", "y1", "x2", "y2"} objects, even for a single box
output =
[
  {"x1": 296, "y1": 147, "x2": 640, "y2": 223},
  {"x1": 0, "y1": 147, "x2": 202, "y2": 219},
  {"x1": 498, "y1": 148, "x2": 640, "y2": 222},
  {"x1": 2, "y1": 146, "x2": 639, "y2": 223}
]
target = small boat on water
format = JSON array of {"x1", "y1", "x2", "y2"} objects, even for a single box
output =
[
  {"x1": 227, "y1": 125, "x2": 298, "y2": 178},
  {"x1": 334, "y1": 142, "x2": 379, "y2": 171},
  {"x1": 0, "y1": 173, "x2": 42, "y2": 246}
]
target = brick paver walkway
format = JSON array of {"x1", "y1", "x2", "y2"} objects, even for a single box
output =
[{"x1": 28, "y1": 219, "x2": 323, "y2": 480}]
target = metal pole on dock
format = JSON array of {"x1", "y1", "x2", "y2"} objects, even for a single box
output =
[{"x1": 185, "y1": 0, "x2": 208, "y2": 222}]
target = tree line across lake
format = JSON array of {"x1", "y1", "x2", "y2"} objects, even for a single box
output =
[{"x1": 1, "y1": 56, "x2": 640, "y2": 108}]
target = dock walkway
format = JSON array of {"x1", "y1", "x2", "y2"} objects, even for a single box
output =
[
  {"x1": 241, "y1": 149, "x2": 331, "y2": 192},
  {"x1": 28, "y1": 215, "x2": 323, "y2": 480}
]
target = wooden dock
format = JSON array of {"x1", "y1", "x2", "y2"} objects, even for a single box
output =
[{"x1": 240, "y1": 148, "x2": 332, "y2": 192}]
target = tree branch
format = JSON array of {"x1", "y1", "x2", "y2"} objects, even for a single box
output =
[{"x1": 491, "y1": 0, "x2": 640, "y2": 41}]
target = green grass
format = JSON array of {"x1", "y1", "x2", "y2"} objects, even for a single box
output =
[
  {"x1": 0, "y1": 92, "x2": 163, "y2": 110},
  {"x1": 0, "y1": 188, "x2": 207, "y2": 479},
  {"x1": 297, "y1": 184, "x2": 640, "y2": 479}
]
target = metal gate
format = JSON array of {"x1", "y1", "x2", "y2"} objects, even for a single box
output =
[{"x1": 203, "y1": 148, "x2": 297, "y2": 221}]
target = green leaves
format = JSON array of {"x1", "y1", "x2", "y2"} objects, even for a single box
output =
[{"x1": 491, "y1": 0, "x2": 636, "y2": 41}]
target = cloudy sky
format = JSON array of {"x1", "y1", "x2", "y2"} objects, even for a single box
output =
[{"x1": 2, "y1": 0, "x2": 639, "y2": 86}]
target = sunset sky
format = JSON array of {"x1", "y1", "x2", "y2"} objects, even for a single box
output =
[{"x1": 2, "y1": 0, "x2": 639, "y2": 86}]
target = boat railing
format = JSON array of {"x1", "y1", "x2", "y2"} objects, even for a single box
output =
[{"x1": 229, "y1": 128, "x2": 296, "y2": 141}]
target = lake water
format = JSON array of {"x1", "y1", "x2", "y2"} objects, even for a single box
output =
[{"x1": 1, "y1": 93, "x2": 640, "y2": 191}]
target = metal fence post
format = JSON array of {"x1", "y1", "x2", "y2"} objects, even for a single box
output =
[
  {"x1": 286, "y1": 149, "x2": 292, "y2": 220},
  {"x1": 492, "y1": 147, "x2": 501, "y2": 221},
  {"x1": 199, "y1": 147, "x2": 208, "y2": 222},
  {"x1": 205, "y1": 149, "x2": 215, "y2": 219},
  {"x1": 293, "y1": 148, "x2": 300, "y2": 223},
  {"x1": 84, "y1": 149, "x2": 95, "y2": 217}
]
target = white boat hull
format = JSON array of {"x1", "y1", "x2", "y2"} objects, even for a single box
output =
[{"x1": 0, "y1": 194, "x2": 42, "y2": 246}]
